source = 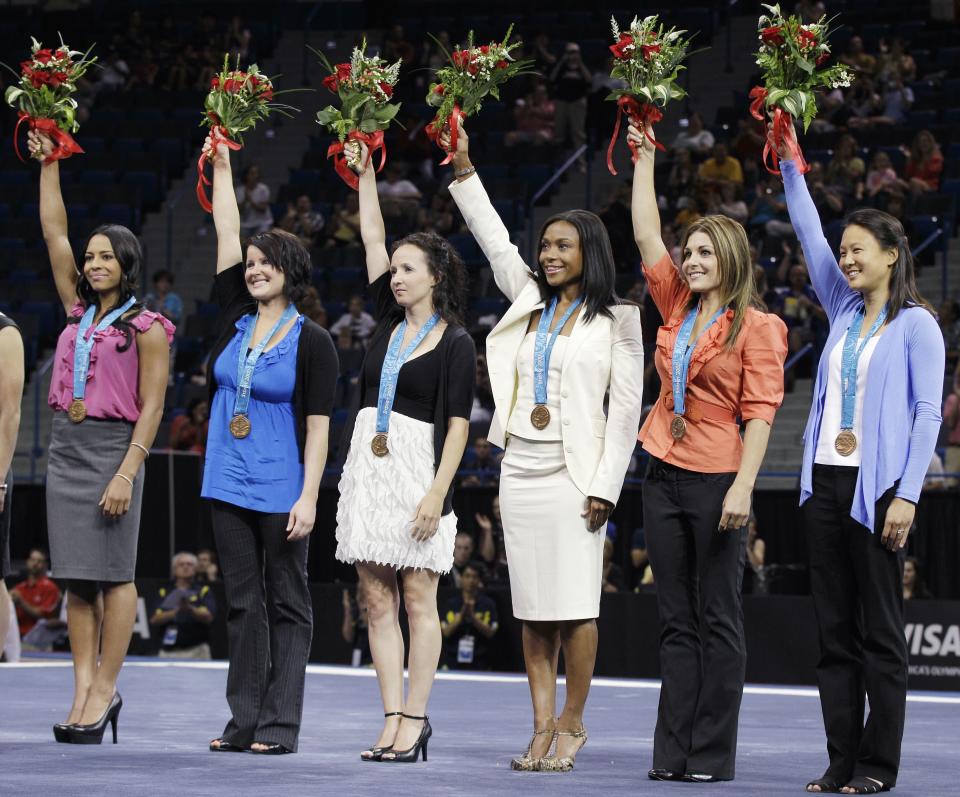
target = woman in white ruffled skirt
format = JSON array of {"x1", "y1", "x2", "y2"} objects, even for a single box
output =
[{"x1": 335, "y1": 145, "x2": 475, "y2": 763}]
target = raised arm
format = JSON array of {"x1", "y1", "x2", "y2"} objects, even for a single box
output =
[
  {"x1": 445, "y1": 121, "x2": 534, "y2": 303},
  {"x1": 205, "y1": 135, "x2": 243, "y2": 273},
  {"x1": 356, "y1": 143, "x2": 391, "y2": 284},
  {"x1": 29, "y1": 131, "x2": 78, "y2": 313},
  {"x1": 772, "y1": 123, "x2": 852, "y2": 320}
]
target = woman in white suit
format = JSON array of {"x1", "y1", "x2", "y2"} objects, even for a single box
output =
[{"x1": 444, "y1": 122, "x2": 644, "y2": 772}]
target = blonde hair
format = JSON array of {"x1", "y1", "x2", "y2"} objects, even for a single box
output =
[{"x1": 680, "y1": 216, "x2": 762, "y2": 349}]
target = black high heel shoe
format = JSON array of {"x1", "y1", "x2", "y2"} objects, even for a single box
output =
[
  {"x1": 382, "y1": 714, "x2": 431, "y2": 763},
  {"x1": 66, "y1": 693, "x2": 122, "y2": 745},
  {"x1": 53, "y1": 723, "x2": 76, "y2": 743},
  {"x1": 360, "y1": 711, "x2": 402, "y2": 762}
]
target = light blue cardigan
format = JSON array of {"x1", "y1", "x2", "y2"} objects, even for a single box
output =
[{"x1": 782, "y1": 159, "x2": 944, "y2": 531}]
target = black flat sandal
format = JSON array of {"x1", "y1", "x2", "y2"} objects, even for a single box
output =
[
  {"x1": 806, "y1": 777, "x2": 844, "y2": 793},
  {"x1": 209, "y1": 738, "x2": 247, "y2": 753},
  {"x1": 251, "y1": 742, "x2": 293, "y2": 755},
  {"x1": 841, "y1": 776, "x2": 890, "y2": 794}
]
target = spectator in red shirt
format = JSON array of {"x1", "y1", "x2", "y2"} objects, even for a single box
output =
[
  {"x1": 11, "y1": 549, "x2": 61, "y2": 638},
  {"x1": 904, "y1": 130, "x2": 944, "y2": 195},
  {"x1": 168, "y1": 398, "x2": 209, "y2": 454}
]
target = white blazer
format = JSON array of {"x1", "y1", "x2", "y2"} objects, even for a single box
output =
[{"x1": 449, "y1": 174, "x2": 645, "y2": 507}]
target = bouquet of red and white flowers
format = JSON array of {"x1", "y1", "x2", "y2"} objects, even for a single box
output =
[
  {"x1": 314, "y1": 40, "x2": 402, "y2": 190},
  {"x1": 750, "y1": 3, "x2": 853, "y2": 174},
  {"x1": 3, "y1": 35, "x2": 96, "y2": 164},
  {"x1": 606, "y1": 15, "x2": 696, "y2": 175},
  {"x1": 425, "y1": 25, "x2": 534, "y2": 164},
  {"x1": 196, "y1": 56, "x2": 299, "y2": 211}
]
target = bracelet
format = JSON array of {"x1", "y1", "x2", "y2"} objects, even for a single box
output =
[
  {"x1": 113, "y1": 473, "x2": 134, "y2": 487},
  {"x1": 454, "y1": 165, "x2": 476, "y2": 178},
  {"x1": 129, "y1": 442, "x2": 150, "y2": 458}
]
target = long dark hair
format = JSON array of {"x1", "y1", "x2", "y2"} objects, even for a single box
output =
[
  {"x1": 843, "y1": 209, "x2": 934, "y2": 322},
  {"x1": 247, "y1": 229, "x2": 311, "y2": 304},
  {"x1": 535, "y1": 211, "x2": 618, "y2": 323},
  {"x1": 391, "y1": 232, "x2": 468, "y2": 326},
  {"x1": 71, "y1": 224, "x2": 144, "y2": 352}
]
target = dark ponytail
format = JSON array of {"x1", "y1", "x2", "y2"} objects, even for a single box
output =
[{"x1": 843, "y1": 209, "x2": 934, "y2": 322}]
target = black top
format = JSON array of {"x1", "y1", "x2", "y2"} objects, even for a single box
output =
[
  {"x1": 206, "y1": 263, "x2": 339, "y2": 462},
  {"x1": 342, "y1": 271, "x2": 476, "y2": 515}
]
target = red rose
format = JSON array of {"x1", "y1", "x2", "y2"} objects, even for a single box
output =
[
  {"x1": 452, "y1": 50, "x2": 471, "y2": 69},
  {"x1": 249, "y1": 75, "x2": 260, "y2": 88},
  {"x1": 433, "y1": 83, "x2": 445, "y2": 95},
  {"x1": 796, "y1": 29, "x2": 817, "y2": 50},
  {"x1": 56, "y1": 48, "x2": 69, "y2": 59},
  {"x1": 336, "y1": 63, "x2": 351, "y2": 82},
  {"x1": 322, "y1": 74, "x2": 338, "y2": 93},
  {"x1": 379, "y1": 81, "x2": 393, "y2": 98},
  {"x1": 261, "y1": 88, "x2": 274, "y2": 101},
  {"x1": 210, "y1": 76, "x2": 221, "y2": 90},
  {"x1": 49, "y1": 71, "x2": 68, "y2": 88},
  {"x1": 479, "y1": 45, "x2": 490, "y2": 54},
  {"x1": 223, "y1": 78, "x2": 241, "y2": 93},
  {"x1": 468, "y1": 63, "x2": 479, "y2": 76},
  {"x1": 20, "y1": 60, "x2": 32, "y2": 75},
  {"x1": 816, "y1": 51, "x2": 830, "y2": 66},
  {"x1": 609, "y1": 33, "x2": 633, "y2": 60},
  {"x1": 761, "y1": 26, "x2": 785, "y2": 47},
  {"x1": 640, "y1": 43, "x2": 661, "y2": 61},
  {"x1": 34, "y1": 49, "x2": 54, "y2": 64},
  {"x1": 497, "y1": 59, "x2": 509, "y2": 69}
]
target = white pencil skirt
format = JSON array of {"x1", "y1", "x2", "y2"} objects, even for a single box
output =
[{"x1": 499, "y1": 435, "x2": 606, "y2": 621}]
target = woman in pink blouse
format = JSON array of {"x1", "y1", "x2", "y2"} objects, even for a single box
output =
[{"x1": 28, "y1": 130, "x2": 173, "y2": 745}]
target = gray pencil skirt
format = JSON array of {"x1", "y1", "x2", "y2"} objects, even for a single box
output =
[{"x1": 46, "y1": 413, "x2": 144, "y2": 582}]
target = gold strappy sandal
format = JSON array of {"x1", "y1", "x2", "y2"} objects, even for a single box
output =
[
  {"x1": 539, "y1": 726, "x2": 588, "y2": 772},
  {"x1": 509, "y1": 724, "x2": 557, "y2": 771}
]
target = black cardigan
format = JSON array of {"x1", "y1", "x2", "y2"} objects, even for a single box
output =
[
  {"x1": 206, "y1": 264, "x2": 339, "y2": 462},
  {"x1": 340, "y1": 272, "x2": 477, "y2": 516}
]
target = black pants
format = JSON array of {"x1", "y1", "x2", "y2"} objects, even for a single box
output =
[
  {"x1": 643, "y1": 457, "x2": 746, "y2": 780},
  {"x1": 210, "y1": 500, "x2": 313, "y2": 751},
  {"x1": 805, "y1": 465, "x2": 907, "y2": 787}
]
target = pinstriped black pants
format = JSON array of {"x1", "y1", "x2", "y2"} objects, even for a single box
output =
[{"x1": 211, "y1": 500, "x2": 313, "y2": 752}]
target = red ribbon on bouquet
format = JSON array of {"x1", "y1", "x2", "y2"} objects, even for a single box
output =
[
  {"x1": 425, "y1": 104, "x2": 463, "y2": 166},
  {"x1": 196, "y1": 119, "x2": 242, "y2": 213},
  {"x1": 327, "y1": 129, "x2": 387, "y2": 191},
  {"x1": 607, "y1": 96, "x2": 665, "y2": 176},
  {"x1": 749, "y1": 86, "x2": 810, "y2": 177},
  {"x1": 14, "y1": 113, "x2": 84, "y2": 164}
]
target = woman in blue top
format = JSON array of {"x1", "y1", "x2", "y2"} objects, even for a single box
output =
[
  {"x1": 201, "y1": 135, "x2": 339, "y2": 755},
  {"x1": 775, "y1": 124, "x2": 943, "y2": 795}
]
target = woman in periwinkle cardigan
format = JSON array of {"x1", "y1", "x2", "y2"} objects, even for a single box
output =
[{"x1": 776, "y1": 123, "x2": 943, "y2": 796}]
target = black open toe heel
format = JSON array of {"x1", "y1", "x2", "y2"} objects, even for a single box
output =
[
  {"x1": 251, "y1": 742, "x2": 293, "y2": 755},
  {"x1": 209, "y1": 738, "x2": 247, "y2": 753},
  {"x1": 841, "y1": 776, "x2": 890, "y2": 794},
  {"x1": 382, "y1": 714, "x2": 432, "y2": 763},
  {"x1": 806, "y1": 776, "x2": 844, "y2": 793},
  {"x1": 361, "y1": 711, "x2": 402, "y2": 762}
]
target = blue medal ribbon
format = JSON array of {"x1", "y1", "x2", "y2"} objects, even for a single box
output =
[
  {"x1": 533, "y1": 296, "x2": 583, "y2": 407},
  {"x1": 670, "y1": 304, "x2": 725, "y2": 417},
  {"x1": 73, "y1": 295, "x2": 138, "y2": 401},
  {"x1": 375, "y1": 313, "x2": 441, "y2": 436},
  {"x1": 839, "y1": 304, "x2": 887, "y2": 430},
  {"x1": 232, "y1": 303, "x2": 299, "y2": 419}
]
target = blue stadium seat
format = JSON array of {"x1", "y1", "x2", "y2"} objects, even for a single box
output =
[
  {"x1": 123, "y1": 172, "x2": 162, "y2": 205},
  {"x1": 98, "y1": 204, "x2": 136, "y2": 229}
]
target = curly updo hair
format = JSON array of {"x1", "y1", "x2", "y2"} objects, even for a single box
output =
[
  {"x1": 391, "y1": 232, "x2": 469, "y2": 327},
  {"x1": 246, "y1": 228, "x2": 312, "y2": 304},
  {"x1": 71, "y1": 224, "x2": 145, "y2": 352}
]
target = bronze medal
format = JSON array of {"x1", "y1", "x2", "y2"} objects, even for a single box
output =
[
  {"x1": 834, "y1": 429, "x2": 857, "y2": 457},
  {"x1": 371, "y1": 433, "x2": 389, "y2": 457},
  {"x1": 670, "y1": 415, "x2": 687, "y2": 441},
  {"x1": 530, "y1": 404, "x2": 551, "y2": 430},
  {"x1": 68, "y1": 398, "x2": 87, "y2": 423},
  {"x1": 229, "y1": 414, "x2": 251, "y2": 439}
]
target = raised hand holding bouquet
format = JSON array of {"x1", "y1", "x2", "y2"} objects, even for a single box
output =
[
  {"x1": 606, "y1": 15, "x2": 695, "y2": 175},
  {"x1": 314, "y1": 40, "x2": 401, "y2": 190},
  {"x1": 750, "y1": 3, "x2": 853, "y2": 175},
  {"x1": 425, "y1": 25, "x2": 534, "y2": 165},
  {"x1": 196, "y1": 56, "x2": 298, "y2": 211},
  {"x1": 3, "y1": 35, "x2": 96, "y2": 164}
]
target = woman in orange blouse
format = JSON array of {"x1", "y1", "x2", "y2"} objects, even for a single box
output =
[{"x1": 629, "y1": 123, "x2": 788, "y2": 783}]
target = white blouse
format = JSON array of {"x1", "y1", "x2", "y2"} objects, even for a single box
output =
[{"x1": 508, "y1": 331, "x2": 568, "y2": 442}]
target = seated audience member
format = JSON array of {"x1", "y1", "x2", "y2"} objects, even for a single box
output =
[
  {"x1": 442, "y1": 532, "x2": 476, "y2": 589},
  {"x1": 297, "y1": 285, "x2": 328, "y2": 328},
  {"x1": 630, "y1": 527, "x2": 649, "y2": 590},
  {"x1": 169, "y1": 398, "x2": 209, "y2": 453},
  {"x1": 460, "y1": 436, "x2": 501, "y2": 487},
  {"x1": 150, "y1": 552, "x2": 216, "y2": 659},
  {"x1": 865, "y1": 151, "x2": 906, "y2": 203},
  {"x1": 236, "y1": 164, "x2": 273, "y2": 239},
  {"x1": 328, "y1": 193, "x2": 362, "y2": 247},
  {"x1": 942, "y1": 366, "x2": 960, "y2": 487},
  {"x1": 924, "y1": 451, "x2": 948, "y2": 491},
  {"x1": 904, "y1": 129, "x2": 944, "y2": 195},
  {"x1": 376, "y1": 163, "x2": 422, "y2": 229},
  {"x1": 825, "y1": 135, "x2": 865, "y2": 204},
  {"x1": 903, "y1": 556, "x2": 933, "y2": 600},
  {"x1": 329, "y1": 295, "x2": 377, "y2": 348},
  {"x1": 748, "y1": 176, "x2": 792, "y2": 237},
  {"x1": 341, "y1": 587, "x2": 372, "y2": 667},
  {"x1": 709, "y1": 183, "x2": 749, "y2": 225},
  {"x1": 506, "y1": 82, "x2": 555, "y2": 147},
  {"x1": 601, "y1": 533, "x2": 626, "y2": 594},
  {"x1": 144, "y1": 270, "x2": 184, "y2": 326},
  {"x1": 475, "y1": 498, "x2": 509, "y2": 585},
  {"x1": 441, "y1": 561, "x2": 499, "y2": 670},
  {"x1": 196, "y1": 548, "x2": 219, "y2": 584},
  {"x1": 668, "y1": 148, "x2": 697, "y2": 201},
  {"x1": 11, "y1": 549, "x2": 61, "y2": 639},
  {"x1": 672, "y1": 112, "x2": 715, "y2": 158},
  {"x1": 697, "y1": 142, "x2": 744, "y2": 192},
  {"x1": 280, "y1": 195, "x2": 325, "y2": 248},
  {"x1": 805, "y1": 162, "x2": 844, "y2": 222},
  {"x1": 939, "y1": 299, "x2": 960, "y2": 375},
  {"x1": 839, "y1": 35, "x2": 877, "y2": 77},
  {"x1": 745, "y1": 515, "x2": 768, "y2": 595}
]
